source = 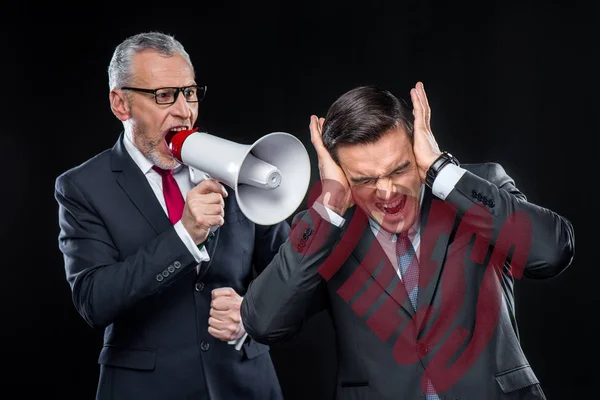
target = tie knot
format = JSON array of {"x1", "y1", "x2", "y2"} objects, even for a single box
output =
[{"x1": 152, "y1": 165, "x2": 173, "y2": 177}]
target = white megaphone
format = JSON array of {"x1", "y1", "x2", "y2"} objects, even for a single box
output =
[{"x1": 169, "y1": 128, "x2": 311, "y2": 226}]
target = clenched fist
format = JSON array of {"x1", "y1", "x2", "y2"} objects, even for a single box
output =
[
  {"x1": 181, "y1": 179, "x2": 228, "y2": 245},
  {"x1": 208, "y1": 287, "x2": 245, "y2": 342}
]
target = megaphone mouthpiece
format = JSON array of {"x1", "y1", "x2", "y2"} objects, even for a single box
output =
[
  {"x1": 238, "y1": 152, "x2": 282, "y2": 190},
  {"x1": 169, "y1": 127, "x2": 199, "y2": 162}
]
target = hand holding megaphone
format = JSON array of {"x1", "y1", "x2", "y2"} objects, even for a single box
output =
[{"x1": 181, "y1": 178, "x2": 228, "y2": 245}]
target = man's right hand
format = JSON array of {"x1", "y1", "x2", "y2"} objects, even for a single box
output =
[
  {"x1": 309, "y1": 115, "x2": 353, "y2": 216},
  {"x1": 181, "y1": 179, "x2": 228, "y2": 245}
]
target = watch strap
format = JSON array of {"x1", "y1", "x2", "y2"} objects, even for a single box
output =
[{"x1": 425, "y1": 151, "x2": 459, "y2": 188}]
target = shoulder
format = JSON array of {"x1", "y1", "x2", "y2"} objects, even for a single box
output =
[
  {"x1": 460, "y1": 162, "x2": 508, "y2": 180},
  {"x1": 55, "y1": 149, "x2": 112, "y2": 193},
  {"x1": 461, "y1": 162, "x2": 522, "y2": 197}
]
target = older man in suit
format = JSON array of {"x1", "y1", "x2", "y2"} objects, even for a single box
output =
[
  {"x1": 241, "y1": 83, "x2": 575, "y2": 399},
  {"x1": 54, "y1": 31, "x2": 288, "y2": 399}
]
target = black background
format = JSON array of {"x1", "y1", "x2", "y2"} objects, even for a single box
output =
[{"x1": 1, "y1": 0, "x2": 594, "y2": 398}]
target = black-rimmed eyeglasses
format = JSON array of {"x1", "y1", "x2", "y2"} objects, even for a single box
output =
[{"x1": 121, "y1": 85, "x2": 207, "y2": 105}]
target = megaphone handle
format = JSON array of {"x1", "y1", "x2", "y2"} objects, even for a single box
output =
[{"x1": 189, "y1": 167, "x2": 212, "y2": 185}]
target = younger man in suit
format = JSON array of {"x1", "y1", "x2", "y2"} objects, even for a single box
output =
[{"x1": 241, "y1": 83, "x2": 575, "y2": 399}]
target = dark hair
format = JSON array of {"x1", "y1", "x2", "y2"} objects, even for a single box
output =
[{"x1": 322, "y1": 86, "x2": 414, "y2": 163}]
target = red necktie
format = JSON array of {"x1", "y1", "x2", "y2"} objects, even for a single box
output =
[{"x1": 152, "y1": 166, "x2": 185, "y2": 224}]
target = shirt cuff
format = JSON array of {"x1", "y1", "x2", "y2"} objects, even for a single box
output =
[
  {"x1": 431, "y1": 164, "x2": 467, "y2": 200},
  {"x1": 174, "y1": 221, "x2": 210, "y2": 263},
  {"x1": 229, "y1": 332, "x2": 248, "y2": 351},
  {"x1": 312, "y1": 201, "x2": 346, "y2": 228}
]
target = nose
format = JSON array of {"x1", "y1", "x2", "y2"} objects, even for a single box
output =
[
  {"x1": 170, "y1": 91, "x2": 193, "y2": 119},
  {"x1": 375, "y1": 177, "x2": 394, "y2": 200}
]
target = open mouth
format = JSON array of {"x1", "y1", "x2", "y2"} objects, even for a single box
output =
[
  {"x1": 376, "y1": 195, "x2": 407, "y2": 215},
  {"x1": 165, "y1": 126, "x2": 190, "y2": 146}
]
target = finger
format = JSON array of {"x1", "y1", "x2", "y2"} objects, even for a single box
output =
[
  {"x1": 417, "y1": 82, "x2": 430, "y2": 110},
  {"x1": 309, "y1": 115, "x2": 327, "y2": 153},
  {"x1": 209, "y1": 308, "x2": 229, "y2": 319},
  {"x1": 211, "y1": 296, "x2": 240, "y2": 311},
  {"x1": 211, "y1": 296, "x2": 240, "y2": 310},
  {"x1": 188, "y1": 195, "x2": 223, "y2": 210},
  {"x1": 208, "y1": 326, "x2": 236, "y2": 341},
  {"x1": 198, "y1": 204, "x2": 224, "y2": 217},
  {"x1": 212, "y1": 287, "x2": 236, "y2": 299},
  {"x1": 194, "y1": 179, "x2": 228, "y2": 197},
  {"x1": 204, "y1": 214, "x2": 225, "y2": 227},
  {"x1": 416, "y1": 82, "x2": 431, "y2": 124},
  {"x1": 208, "y1": 316, "x2": 239, "y2": 330},
  {"x1": 410, "y1": 87, "x2": 425, "y2": 128},
  {"x1": 318, "y1": 117, "x2": 325, "y2": 133},
  {"x1": 210, "y1": 297, "x2": 234, "y2": 311},
  {"x1": 193, "y1": 193, "x2": 225, "y2": 207},
  {"x1": 209, "y1": 309, "x2": 241, "y2": 324},
  {"x1": 411, "y1": 86, "x2": 423, "y2": 113}
]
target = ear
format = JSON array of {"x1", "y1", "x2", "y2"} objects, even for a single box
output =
[{"x1": 110, "y1": 89, "x2": 131, "y2": 121}]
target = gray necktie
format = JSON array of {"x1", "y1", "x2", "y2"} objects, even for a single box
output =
[
  {"x1": 396, "y1": 233, "x2": 439, "y2": 400},
  {"x1": 396, "y1": 233, "x2": 418, "y2": 309}
]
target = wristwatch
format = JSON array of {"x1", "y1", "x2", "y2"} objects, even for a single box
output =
[{"x1": 425, "y1": 151, "x2": 460, "y2": 188}]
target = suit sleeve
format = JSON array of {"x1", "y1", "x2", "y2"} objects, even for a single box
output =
[
  {"x1": 447, "y1": 162, "x2": 575, "y2": 279},
  {"x1": 55, "y1": 173, "x2": 197, "y2": 329},
  {"x1": 241, "y1": 207, "x2": 343, "y2": 345}
]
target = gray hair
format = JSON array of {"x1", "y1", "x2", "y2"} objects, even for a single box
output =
[{"x1": 108, "y1": 31, "x2": 194, "y2": 90}]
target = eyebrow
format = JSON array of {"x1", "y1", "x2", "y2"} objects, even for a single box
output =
[{"x1": 350, "y1": 160, "x2": 411, "y2": 183}]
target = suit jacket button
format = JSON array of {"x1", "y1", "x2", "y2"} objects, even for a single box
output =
[
  {"x1": 173, "y1": 261, "x2": 181, "y2": 269},
  {"x1": 167, "y1": 265, "x2": 175, "y2": 273},
  {"x1": 488, "y1": 199, "x2": 495, "y2": 208},
  {"x1": 471, "y1": 190, "x2": 478, "y2": 198},
  {"x1": 156, "y1": 274, "x2": 164, "y2": 282},
  {"x1": 162, "y1": 270, "x2": 169, "y2": 277},
  {"x1": 195, "y1": 282, "x2": 205, "y2": 292},
  {"x1": 200, "y1": 341, "x2": 210, "y2": 351}
]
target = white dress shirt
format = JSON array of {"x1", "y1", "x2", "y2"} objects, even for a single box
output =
[{"x1": 123, "y1": 132, "x2": 246, "y2": 349}]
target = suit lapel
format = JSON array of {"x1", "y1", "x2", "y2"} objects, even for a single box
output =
[
  {"x1": 110, "y1": 134, "x2": 172, "y2": 235},
  {"x1": 415, "y1": 187, "x2": 458, "y2": 330},
  {"x1": 350, "y1": 208, "x2": 415, "y2": 318}
]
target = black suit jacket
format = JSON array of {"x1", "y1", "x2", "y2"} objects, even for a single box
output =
[
  {"x1": 55, "y1": 134, "x2": 289, "y2": 399},
  {"x1": 241, "y1": 163, "x2": 575, "y2": 399}
]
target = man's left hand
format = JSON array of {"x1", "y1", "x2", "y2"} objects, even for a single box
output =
[
  {"x1": 410, "y1": 81, "x2": 442, "y2": 182},
  {"x1": 209, "y1": 287, "x2": 245, "y2": 341}
]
